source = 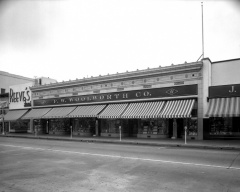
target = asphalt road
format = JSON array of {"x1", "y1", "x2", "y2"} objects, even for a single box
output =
[{"x1": 0, "y1": 137, "x2": 239, "y2": 192}]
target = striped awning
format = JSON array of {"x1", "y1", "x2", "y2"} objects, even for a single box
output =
[
  {"x1": 4, "y1": 109, "x2": 29, "y2": 121},
  {"x1": 42, "y1": 106, "x2": 76, "y2": 119},
  {"x1": 206, "y1": 97, "x2": 240, "y2": 117},
  {"x1": 159, "y1": 99, "x2": 195, "y2": 118},
  {"x1": 21, "y1": 108, "x2": 52, "y2": 119},
  {"x1": 68, "y1": 105, "x2": 106, "y2": 118},
  {"x1": 98, "y1": 103, "x2": 128, "y2": 119},
  {"x1": 121, "y1": 101, "x2": 165, "y2": 119}
]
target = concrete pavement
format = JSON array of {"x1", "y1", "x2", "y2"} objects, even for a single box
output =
[{"x1": 1, "y1": 132, "x2": 240, "y2": 150}]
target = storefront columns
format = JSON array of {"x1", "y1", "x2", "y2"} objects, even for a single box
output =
[
  {"x1": 172, "y1": 119, "x2": 177, "y2": 139},
  {"x1": 95, "y1": 120, "x2": 98, "y2": 136},
  {"x1": 29, "y1": 119, "x2": 33, "y2": 133}
]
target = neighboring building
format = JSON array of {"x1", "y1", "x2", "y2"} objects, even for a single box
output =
[
  {"x1": 0, "y1": 71, "x2": 34, "y2": 95},
  {"x1": 205, "y1": 58, "x2": 240, "y2": 139},
  {"x1": 0, "y1": 71, "x2": 34, "y2": 133},
  {"x1": 0, "y1": 72, "x2": 57, "y2": 133}
]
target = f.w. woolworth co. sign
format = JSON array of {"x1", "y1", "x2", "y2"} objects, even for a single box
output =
[{"x1": 34, "y1": 84, "x2": 197, "y2": 107}]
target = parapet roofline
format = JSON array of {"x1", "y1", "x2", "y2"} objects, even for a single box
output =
[
  {"x1": 31, "y1": 61, "x2": 203, "y2": 91},
  {"x1": 0, "y1": 71, "x2": 34, "y2": 81}
]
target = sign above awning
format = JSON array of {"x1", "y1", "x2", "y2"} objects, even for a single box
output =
[
  {"x1": 121, "y1": 101, "x2": 165, "y2": 119},
  {"x1": 21, "y1": 108, "x2": 52, "y2": 119},
  {"x1": 68, "y1": 105, "x2": 106, "y2": 118},
  {"x1": 206, "y1": 97, "x2": 240, "y2": 117},
  {"x1": 4, "y1": 109, "x2": 29, "y2": 121},
  {"x1": 42, "y1": 106, "x2": 76, "y2": 119},
  {"x1": 33, "y1": 84, "x2": 198, "y2": 107},
  {"x1": 98, "y1": 103, "x2": 128, "y2": 119},
  {"x1": 159, "y1": 99, "x2": 195, "y2": 118}
]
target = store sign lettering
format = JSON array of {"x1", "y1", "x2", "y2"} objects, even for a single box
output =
[
  {"x1": 9, "y1": 88, "x2": 31, "y2": 104},
  {"x1": 34, "y1": 84, "x2": 197, "y2": 107},
  {"x1": 229, "y1": 86, "x2": 237, "y2": 93},
  {"x1": 209, "y1": 84, "x2": 240, "y2": 98}
]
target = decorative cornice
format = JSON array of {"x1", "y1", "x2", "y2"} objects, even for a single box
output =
[{"x1": 31, "y1": 61, "x2": 202, "y2": 91}]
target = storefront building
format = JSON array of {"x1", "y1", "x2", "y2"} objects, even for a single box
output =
[
  {"x1": 27, "y1": 61, "x2": 206, "y2": 140},
  {"x1": 205, "y1": 58, "x2": 240, "y2": 139},
  {"x1": 3, "y1": 83, "x2": 33, "y2": 133},
  {"x1": 2, "y1": 77, "x2": 57, "y2": 133}
]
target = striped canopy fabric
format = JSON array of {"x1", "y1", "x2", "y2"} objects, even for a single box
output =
[
  {"x1": 206, "y1": 97, "x2": 240, "y2": 117},
  {"x1": 42, "y1": 106, "x2": 76, "y2": 119},
  {"x1": 21, "y1": 108, "x2": 52, "y2": 119},
  {"x1": 67, "y1": 105, "x2": 106, "y2": 118},
  {"x1": 98, "y1": 103, "x2": 128, "y2": 119},
  {"x1": 4, "y1": 109, "x2": 28, "y2": 121},
  {"x1": 159, "y1": 99, "x2": 195, "y2": 118},
  {"x1": 121, "y1": 101, "x2": 165, "y2": 119}
]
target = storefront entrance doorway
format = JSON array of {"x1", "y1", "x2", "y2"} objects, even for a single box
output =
[{"x1": 168, "y1": 119, "x2": 184, "y2": 139}]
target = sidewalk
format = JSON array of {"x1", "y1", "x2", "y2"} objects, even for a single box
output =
[{"x1": 1, "y1": 133, "x2": 240, "y2": 151}]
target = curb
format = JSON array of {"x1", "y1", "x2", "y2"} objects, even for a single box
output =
[{"x1": 1, "y1": 134, "x2": 240, "y2": 151}]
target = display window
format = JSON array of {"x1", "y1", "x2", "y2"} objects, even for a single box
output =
[
  {"x1": 49, "y1": 119, "x2": 70, "y2": 132},
  {"x1": 101, "y1": 119, "x2": 128, "y2": 134},
  {"x1": 139, "y1": 119, "x2": 168, "y2": 135},
  {"x1": 184, "y1": 118, "x2": 198, "y2": 136},
  {"x1": 73, "y1": 118, "x2": 95, "y2": 134},
  {"x1": 209, "y1": 117, "x2": 240, "y2": 136},
  {"x1": 10, "y1": 120, "x2": 30, "y2": 132}
]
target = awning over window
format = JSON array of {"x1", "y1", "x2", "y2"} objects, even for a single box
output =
[
  {"x1": 159, "y1": 99, "x2": 195, "y2": 118},
  {"x1": 68, "y1": 105, "x2": 106, "y2": 118},
  {"x1": 42, "y1": 106, "x2": 76, "y2": 119},
  {"x1": 4, "y1": 109, "x2": 29, "y2": 121},
  {"x1": 21, "y1": 108, "x2": 52, "y2": 119},
  {"x1": 121, "y1": 101, "x2": 165, "y2": 119},
  {"x1": 206, "y1": 97, "x2": 240, "y2": 117},
  {"x1": 98, "y1": 103, "x2": 128, "y2": 119}
]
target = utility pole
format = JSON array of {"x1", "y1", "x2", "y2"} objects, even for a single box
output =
[{"x1": 201, "y1": 2, "x2": 204, "y2": 59}]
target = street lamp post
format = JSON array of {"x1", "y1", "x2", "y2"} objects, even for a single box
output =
[{"x1": 1, "y1": 101, "x2": 7, "y2": 135}]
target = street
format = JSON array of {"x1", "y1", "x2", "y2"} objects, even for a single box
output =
[{"x1": 0, "y1": 137, "x2": 240, "y2": 192}]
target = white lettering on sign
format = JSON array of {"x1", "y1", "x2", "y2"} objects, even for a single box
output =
[{"x1": 229, "y1": 86, "x2": 237, "y2": 93}]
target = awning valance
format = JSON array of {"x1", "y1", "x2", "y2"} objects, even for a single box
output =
[
  {"x1": 159, "y1": 99, "x2": 195, "y2": 118},
  {"x1": 206, "y1": 97, "x2": 240, "y2": 117},
  {"x1": 42, "y1": 106, "x2": 76, "y2": 119},
  {"x1": 21, "y1": 108, "x2": 52, "y2": 119},
  {"x1": 121, "y1": 101, "x2": 165, "y2": 119},
  {"x1": 68, "y1": 105, "x2": 106, "y2": 118},
  {"x1": 4, "y1": 109, "x2": 29, "y2": 121},
  {"x1": 98, "y1": 103, "x2": 128, "y2": 119}
]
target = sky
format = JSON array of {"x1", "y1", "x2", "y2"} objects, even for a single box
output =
[{"x1": 0, "y1": 0, "x2": 239, "y2": 82}]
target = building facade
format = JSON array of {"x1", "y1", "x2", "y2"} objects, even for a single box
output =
[
  {"x1": 205, "y1": 58, "x2": 240, "y2": 139},
  {"x1": 25, "y1": 61, "x2": 205, "y2": 140},
  {"x1": 1, "y1": 76, "x2": 57, "y2": 133},
  {"x1": 2, "y1": 58, "x2": 239, "y2": 140}
]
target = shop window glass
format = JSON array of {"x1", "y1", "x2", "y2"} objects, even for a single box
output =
[
  {"x1": 73, "y1": 118, "x2": 95, "y2": 133},
  {"x1": 10, "y1": 120, "x2": 30, "y2": 132},
  {"x1": 209, "y1": 117, "x2": 237, "y2": 135},
  {"x1": 101, "y1": 119, "x2": 127, "y2": 133},
  {"x1": 49, "y1": 119, "x2": 70, "y2": 132},
  {"x1": 186, "y1": 118, "x2": 198, "y2": 136},
  {"x1": 139, "y1": 119, "x2": 168, "y2": 135}
]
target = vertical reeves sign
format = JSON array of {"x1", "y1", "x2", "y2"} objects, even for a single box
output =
[{"x1": 9, "y1": 83, "x2": 32, "y2": 109}]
